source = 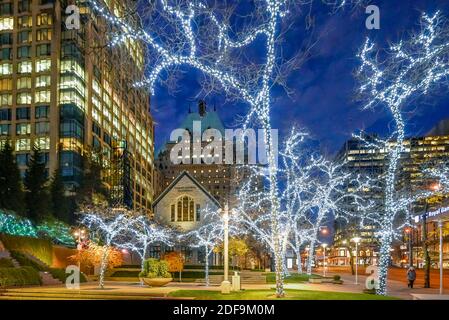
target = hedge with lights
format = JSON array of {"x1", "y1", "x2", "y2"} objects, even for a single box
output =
[{"x1": 0, "y1": 210, "x2": 75, "y2": 249}]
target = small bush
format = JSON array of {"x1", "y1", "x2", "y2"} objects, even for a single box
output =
[
  {"x1": 333, "y1": 275, "x2": 341, "y2": 281},
  {"x1": 0, "y1": 267, "x2": 41, "y2": 287},
  {"x1": 0, "y1": 258, "x2": 14, "y2": 268},
  {"x1": 140, "y1": 258, "x2": 172, "y2": 279}
]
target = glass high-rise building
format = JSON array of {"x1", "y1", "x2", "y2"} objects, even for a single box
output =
[{"x1": 0, "y1": 0, "x2": 155, "y2": 213}]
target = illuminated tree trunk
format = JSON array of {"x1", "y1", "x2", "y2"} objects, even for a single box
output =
[
  {"x1": 99, "y1": 246, "x2": 110, "y2": 289},
  {"x1": 205, "y1": 245, "x2": 210, "y2": 287},
  {"x1": 377, "y1": 106, "x2": 403, "y2": 295},
  {"x1": 307, "y1": 239, "x2": 316, "y2": 275},
  {"x1": 296, "y1": 247, "x2": 303, "y2": 274}
]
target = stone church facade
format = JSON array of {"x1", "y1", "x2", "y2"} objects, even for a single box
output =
[{"x1": 152, "y1": 171, "x2": 222, "y2": 265}]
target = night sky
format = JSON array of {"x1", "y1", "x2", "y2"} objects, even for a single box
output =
[{"x1": 150, "y1": 0, "x2": 449, "y2": 156}]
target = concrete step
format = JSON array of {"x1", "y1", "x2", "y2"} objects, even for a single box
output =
[
  {"x1": 0, "y1": 249, "x2": 21, "y2": 267},
  {"x1": 39, "y1": 272, "x2": 62, "y2": 286}
]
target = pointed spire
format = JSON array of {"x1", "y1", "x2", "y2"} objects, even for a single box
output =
[{"x1": 198, "y1": 100, "x2": 207, "y2": 117}]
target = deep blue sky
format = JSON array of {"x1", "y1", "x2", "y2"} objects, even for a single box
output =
[{"x1": 150, "y1": 0, "x2": 449, "y2": 156}]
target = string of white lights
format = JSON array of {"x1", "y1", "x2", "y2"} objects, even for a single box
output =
[{"x1": 356, "y1": 11, "x2": 449, "y2": 295}]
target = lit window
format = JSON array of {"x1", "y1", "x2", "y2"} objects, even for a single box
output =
[
  {"x1": 36, "y1": 59, "x2": 51, "y2": 72},
  {"x1": 0, "y1": 94, "x2": 12, "y2": 106},
  {"x1": 37, "y1": 13, "x2": 53, "y2": 26},
  {"x1": 17, "y1": 92, "x2": 32, "y2": 104},
  {"x1": 60, "y1": 75, "x2": 84, "y2": 95},
  {"x1": 172, "y1": 196, "x2": 196, "y2": 222},
  {"x1": 93, "y1": 79, "x2": 101, "y2": 95},
  {"x1": 59, "y1": 90, "x2": 84, "y2": 110},
  {"x1": 0, "y1": 63, "x2": 12, "y2": 75},
  {"x1": 0, "y1": 78, "x2": 12, "y2": 90},
  {"x1": 36, "y1": 75, "x2": 51, "y2": 88},
  {"x1": 18, "y1": 61, "x2": 32, "y2": 73},
  {"x1": 36, "y1": 137, "x2": 50, "y2": 150},
  {"x1": 17, "y1": 77, "x2": 32, "y2": 89},
  {"x1": 16, "y1": 138, "x2": 31, "y2": 151},
  {"x1": 60, "y1": 59, "x2": 84, "y2": 79},
  {"x1": 16, "y1": 123, "x2": 31, "y2": 135},
  {"x1": 35, "y1": 90, "x2": 50, "y2": 103},
  {"x1": 37, "y1": 29, "x2": 52, "y2": 41},
  {"x1": 0, "y1": 17, "x2": 13, "y2": 31}
]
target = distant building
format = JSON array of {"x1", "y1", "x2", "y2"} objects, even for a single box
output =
[
  {"x1": 0, "y1": 0, "x2": 155, "y2": 214},
  {"x1": 331, "y1": 119, "x2": 449, "y2": 267},
  {"x1": 155, "y1": 100, "x2": 241, "y2": 206}
]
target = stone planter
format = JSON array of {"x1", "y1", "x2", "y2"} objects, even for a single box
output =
[
  {"x1": 308, "y1": 278, "x2": 323, "y2": 284},
  {"x1": 141, "y1": 277, "x2": 172, "y2": 287}
]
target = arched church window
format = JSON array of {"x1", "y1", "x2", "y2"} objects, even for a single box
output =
[
  {"x1": 172, "y1": 196, "x2": 200, "y2": 222},
  {"x1": 171, "y1": 204, "x2": 175, "y2": 222},
  {"x1": 189, "y1": 201, "x2": 194, "y2": 221},
  {"x1": 182, "y1": 196, "x2": 189, "y2": 221},
  {"x1": 177, "y1": 200, "x2": 182, "y2": 221}
]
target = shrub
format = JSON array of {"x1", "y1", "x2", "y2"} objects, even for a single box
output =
[
  {"x1": 0, "y1": 267, "x2": 41, "y2": 287},
  {"x1": 48, "y1": 268, "x2": 87, "y2": 283},
  {"x1": 162, "y1": 252, "x2": 184, "y2": 274},
  {"x1": 0, "y1": 258, "x2": 14, "y2": 268},
  {"x1": 139, "y1": 258, "x2": 172, "y2": 279},
  {"x1": 0, "y1": 234, "x2": 53, "y2": 266},
  {"x1": 333, "y1": 275, "x2": 341, "y2": 281}
]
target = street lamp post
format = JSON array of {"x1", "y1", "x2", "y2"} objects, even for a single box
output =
[
  {"x1": 405, "y1": 227, "x2": 413, "y2": 268},
  {"x1": 321, "y1": 244, "x2": 328, "y2": 277},
  {"x1": 220, "y1": 204, "x2": 231, "y2": 294},
  {"x1": 351, "y1": 237, "x2": 361, "y2": 285},
  {"x1": 74, "y1": 228, "x2": 86, "y2": 270},
  {"x1": 439, "y1": 220, "x2": 444, "y2": 295}
]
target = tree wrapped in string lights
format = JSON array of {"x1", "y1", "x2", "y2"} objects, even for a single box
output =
[
  {"x1": 355, "y1": 11, "x2": 449, "y2": 295},
  {"x1": 117, "y1": 216, "x2": 174, "y2": 279},
  {"x1": 87, "y1": 0, "x2": 370, "y2": 297},
  {"x1": 79, "y1": 206, "x2": 137, "y2": 289},
  {"x1": 181, "y1": 205, "x2": 230, "y2": 287},
  {"x1": 234, "y1": 128, "x2": 370, "y2": 276}
]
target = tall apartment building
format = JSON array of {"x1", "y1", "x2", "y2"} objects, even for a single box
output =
[
  {"x1": 0, "y1": 0, "x2": 155, "y2": 213},
  {"x1": 337, "y1": 119, "x2": 449, "y2": 195}
]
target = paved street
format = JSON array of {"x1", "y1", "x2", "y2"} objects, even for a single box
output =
[
  {"x1": 1, "y1": 274, "x2": 447, "y2": 300},
  {"x1": 323, "y1": 266, "x2": 449, "y2": 289}
]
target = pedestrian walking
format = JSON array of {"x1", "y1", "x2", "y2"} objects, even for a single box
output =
[{"x1": 407, "y1": 266, "x2": 416, "y2": 289}]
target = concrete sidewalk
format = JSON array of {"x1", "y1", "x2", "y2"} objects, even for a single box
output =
[
  {"x1": 326, "y1": 271, "x2": 449, "y2": 300},
  {"x1": 2, "y1": 277, "x2": 447, "y2": 300}
]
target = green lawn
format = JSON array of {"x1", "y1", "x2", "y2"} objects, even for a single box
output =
[
  {"x1": 168, "y1": 289, "x2": 398, "y2": 300},
  {"x1": 265, "y1": 273, "x2": 322, "y2": 283}
]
